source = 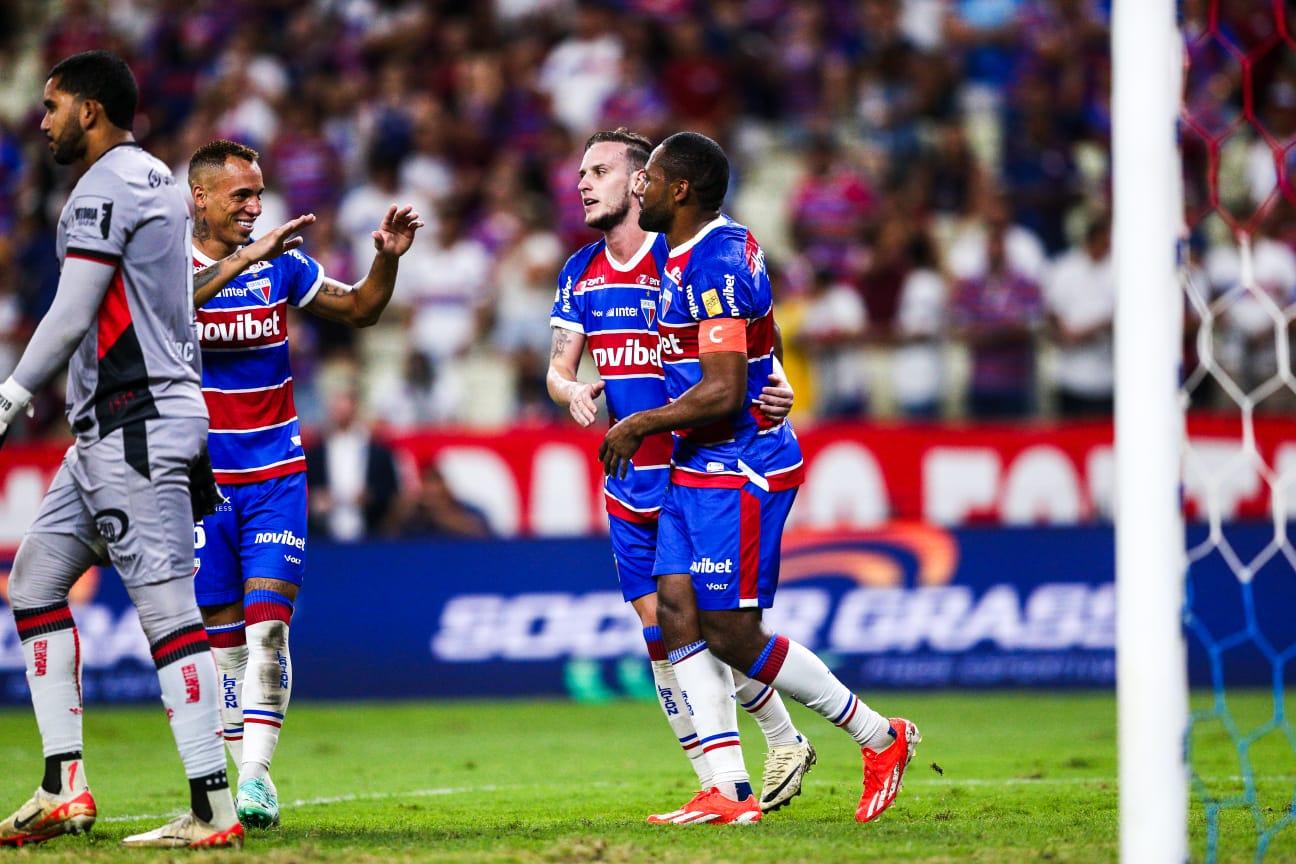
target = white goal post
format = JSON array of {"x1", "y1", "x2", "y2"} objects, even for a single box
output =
[{"x1": 1112, "y1": 0, "x2": 1189, "y2": 860}]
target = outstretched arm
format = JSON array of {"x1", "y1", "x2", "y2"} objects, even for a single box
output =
[
  {"x1": 194, "y1": 213, "x2": 316, "y2": 308},
  {"x1": 305, "y1": 205, "x2": 423, "y2": 327}
]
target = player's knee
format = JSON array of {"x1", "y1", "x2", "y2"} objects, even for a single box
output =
[
  {"x1": 699, "y1": 614, "x2": 763, "y2": 670},
  {"x1": 8, "y1": 534, "x2": 84, "y2": 609}
]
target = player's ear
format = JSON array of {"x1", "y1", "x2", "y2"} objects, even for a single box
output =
[{"x1": 672, "y1": 177, "x2": 690, "y2": 205}]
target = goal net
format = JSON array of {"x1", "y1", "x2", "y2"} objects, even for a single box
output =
[{"x1": 1119, "y1": 1, "x2": 1296, "y2": 861}]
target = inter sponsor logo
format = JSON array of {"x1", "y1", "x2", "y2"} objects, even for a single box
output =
[
  {"x1": 691, "y1": 558, "x2": 734, "y2": 575},
  {"x1": 253, "y1": 529, "x2": 306, "y2": 550}
]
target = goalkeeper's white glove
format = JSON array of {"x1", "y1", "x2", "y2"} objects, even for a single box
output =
[{"x1": 0, "y1": 376, "x2": 35, "y2": 439}]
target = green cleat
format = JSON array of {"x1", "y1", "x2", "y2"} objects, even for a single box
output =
[{"x1": 235, "y1": 777, "x2": 280, "y2": 829}]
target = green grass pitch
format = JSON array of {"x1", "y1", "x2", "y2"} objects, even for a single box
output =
[{"x1": 0, "y1": 691, "x2": 1290, "y2": 862}]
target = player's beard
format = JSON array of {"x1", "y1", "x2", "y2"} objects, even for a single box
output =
[
  {"x1": 637, "y1": 198, "x2": 671, "y2": 233},
  {"x1": 586, "y1": 191, "x2": 632, "y2": 233},
  {"x1": 49, "y1": 119, "x2": 87, "y2": 166}
]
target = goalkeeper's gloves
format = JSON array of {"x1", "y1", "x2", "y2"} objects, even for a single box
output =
[{"x1": 0, "y1": 376, "x2": 34, "y2": 447}]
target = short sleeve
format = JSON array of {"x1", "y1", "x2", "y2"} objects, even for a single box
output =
[
  {"x1": 285, "y1": 248, "x2": 326, "y2": 308},
  {"x1": 685, "y1": 237, "x2": 760, "y2": 322},
  {"x1": 63, "y1": 172, "x2": 133, "y2": 265},
  {"x1": 550, "y1": 257, "x2": 586, "y2": 333}
]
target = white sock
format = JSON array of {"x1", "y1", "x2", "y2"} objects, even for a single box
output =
[
  {"x1": 733, "y1": 669, "x2": 802, "y2": 748},
  {"x1": 668, "y1": 640, "x2": 750, "y2": 801},
  {"x1": 13, "y1": 603, "x2": 83, "y2": 759},
  {"x1": 239, "y1": 599, "x2": 292, "y2": 783},
  {"x1": 645, "y1": 623, "x2": 712, "y2": 788},
  {"x1": 748, "y1": 634, "x2": 892, "y2": 750},
  {"x1": 150, "y1": 623, "x2": 228, "y2": 779},
  {"x1": 206, "y1": 620, "x2": 247, "y2": 767}
]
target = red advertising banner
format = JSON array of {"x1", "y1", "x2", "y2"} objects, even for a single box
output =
[{"x1": 0, "y1": 415, "x2": 1289, "y2": 540}]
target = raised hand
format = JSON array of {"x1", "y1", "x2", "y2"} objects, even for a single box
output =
[
  {"x1": 242, "y1": 213, "x2": 316, "y2": 264},
  {"x1": 372, "y1": 205, "x2": 425, "y2": 257}
]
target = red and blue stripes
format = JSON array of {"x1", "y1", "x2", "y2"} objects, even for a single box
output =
[
  {"x1": 698, "y1": 730, "x2": 742, "y2": 754},
  {"x1": 832, "y1": 694, "x2": 860, "y2": 729},
  {"x1": 243, "y1": 708, "x2": 284, "y2": 729},
  {"x1": 748, "y1": 634, "x2": 790, "y2": 685},
  {"x1": 679, "y1": 732, "x2": 700, "y2": 754},
  {"x1": 740, "y1": 683, "x2": 776, "y2": 713},
  {"x1": 13, "y1": 602, "x2": 75, "y2": 641},
  {"x1": 244, "y1": 590, "x2": 293, "y2": 625},
  {"x1": 150, "y1": 623, "x2": 209, "y2": 669},
  {"x1": 643, "y1": 626, "x2": 668, "y2": 662},
  {"x1": 206, "y1": 620, "x2": 247, "y2": 649}
]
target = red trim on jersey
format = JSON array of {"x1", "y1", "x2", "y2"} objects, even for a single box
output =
[
  {"x1": 204, "y1": 381, "x2": 296, "y2": 431},
  {"x1": 739, "y1": 489, "x2": 761, "y2": 604},
  {"x1": 96, "y1": 271, "x2": 131, "y2": 360},
  {"x1": 747, "y1": 312, "x2": 775, "y2": 358},
  {"x1": 675, "y1": 417, "x2": 735, "y2": 445},
  {"x1": 670, "y1": 468, "x2": 746, "y2": 489},
  {"x1": 604, "y1": 492, "x2": 661, "y2": 524},
  {"x1": 213, "y1": 458, "x2": 306, "y2": 486},
  {"x1": 658, "y1": 321, "x2": 699, "y2": 361},
  {"x1": 586, "y1": 331, "x2": 662, "y2": 377},
  {"x1": 637, "y1": 431, "x2": 675, "y2": 468},
  {"x1": 766, "y1": 463, "x2": 805, "y2": 491}
]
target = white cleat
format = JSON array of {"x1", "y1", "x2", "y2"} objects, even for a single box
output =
[
  {"x1": 759, "y1": 737, "x2": 817, "y2": 812},
  {"x1": 120, "y1": 811, "x2": 244, "y2": 848},
  {"x1": 0, "y1": 786, "x2": 97, "y2": 846}
]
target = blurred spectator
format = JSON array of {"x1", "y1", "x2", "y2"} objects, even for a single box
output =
[
  {"x1": 268, "y1": 99, "x2": 342, "y2": 217},
  {"x1": 305, "y1": 382, "x2": 405, "y2": 541},
  {"x1": 1045, "y1": 214, "x2": 1114, "y2": 417},
  {"x1": 789, "y1": 133, "x2": 875, "y2": 279},
  {"x1": 401, "y1": 463, "x2": 493, "y2": 539},
  {"x1": 538, "y1": 1, "x2": 623, "y2": 135},
  {"x1": 891, "y1": 229, "x2": 947, "y2": 418},
  {"x1": 947, "y1": 190, "x2": 1047, "y2": 284},
  {"x1": 952, "y1": 221, "x2": 1044, "y2": 419},
  {"x1": 795, "y1": 269, "x2": 870, "y2": 418}
]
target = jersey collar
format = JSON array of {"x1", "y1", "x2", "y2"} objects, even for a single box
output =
[
  {"x1": 668, "y1": 215, "x2": 728, "y2": 257},
  {"x1": 191, "y1": 244, "x2": 219, "y2": 267},
  {"x1": 604, "y1": 232, "x2": 657, "y2": 272}
]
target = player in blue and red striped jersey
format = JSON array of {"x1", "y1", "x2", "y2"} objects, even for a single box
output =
[
  {"x1": 547, "y1": 128, "x2": 816, "y2": 818},
  {"x1": 187, "y1": 139, "x2": 422, "y2": 829},
  {"x1": 601, "y1": 132, "x2": 920, "y2": 826}
]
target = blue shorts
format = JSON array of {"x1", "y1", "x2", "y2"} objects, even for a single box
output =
[
  {"x1": 194, "y1": 473, "x2": 308, "y2": 607},
  {"x1": 608, "y1": 514, "x2": 658, "y2": 603},
  {"x1": 652, "y1": 481, "x2": 797, "y2": 611}
]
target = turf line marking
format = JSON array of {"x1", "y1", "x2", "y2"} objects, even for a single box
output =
[{"x1": 101, "y1": 784, "x2": 500, "y2": 824}]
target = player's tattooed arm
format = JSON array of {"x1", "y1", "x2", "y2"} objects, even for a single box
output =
[
  {"x1": 546, "y1": 326, "x2": 602, "y2": 426},
  {"x1": 193, "y1": 213, "x2": 316, "y2": 308},
  {"x1": 305, "y1": 205, "x2": 423, "y2": 327}
]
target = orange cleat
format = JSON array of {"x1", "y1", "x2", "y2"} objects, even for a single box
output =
[
  {"x1": 646, "y1": 788, "x2": 762, "y2": 825},
  {"x1": 0, "y1": 787, "x2": 97, "y2": 846},
  {"x1": 856, "y1": 718, "x2": 920, "y2": 823}
]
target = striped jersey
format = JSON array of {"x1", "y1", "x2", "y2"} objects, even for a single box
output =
[
  {"x1": 657, "y1": 216, "x2": 804, "y2": 491},
  {"x1": 550, "y1": 233, "x2": 673, "y2": 523},
  {"x1": 192, "y1": 244, "x2": 324, "y2": 484},
  {"x1": 57, "y1": 143, "x2": 204, "y2": 439}
]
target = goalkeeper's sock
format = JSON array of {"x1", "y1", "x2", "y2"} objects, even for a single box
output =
[
  {"x1": 645, "y1": 627, "x2": 713, "y2": 788},
  {"x1": 239, "y1": 591, "x2": 293, "y2": 783},
  {"x1": 749, "y1": 634, "x2": 892, "y2": 750},
  {"x1": 206, "y1": 620, "x2": 247, "y2": 766},
  {"x1": 13, "y1": 603, "x2": 84, "y2": 766},
  {"x1": 733, "y1": 669, "x2": 802, "y2": 748},
  {"x1": 668, "y1": 640, "x2": 751, "y2": 802}
]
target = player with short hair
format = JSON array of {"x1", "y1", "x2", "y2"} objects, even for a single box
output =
[
  {"x1": 0, "y1": 50, "x2": 312, "y2": 850},
  {"x1": 548, "y1": 128, "x2": 816, "y2": 816},
  {"x1": 187, "y1": 138, "x2": 422, "y2": 829},
  {"x1": 601, "y1": 131, "x2": 920, "y2": 826}
]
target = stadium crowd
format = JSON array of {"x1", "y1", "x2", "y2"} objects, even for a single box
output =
[{"x1": 0, "y1": 0, "x2": 1290, "y2": 446}]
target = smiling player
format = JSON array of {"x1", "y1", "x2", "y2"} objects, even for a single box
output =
[{"x1": 187, "y1": 139, "x2": 422, "y2": 829}]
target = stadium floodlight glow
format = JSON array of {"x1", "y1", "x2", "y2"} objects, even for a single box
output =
[{"x1": 1113, "y1": 0, "x2": 1189, "y2": 861}]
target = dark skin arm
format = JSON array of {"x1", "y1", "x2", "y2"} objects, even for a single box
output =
[{"x1": 599, "y1": 348, "x2": 747, "y2": 479}]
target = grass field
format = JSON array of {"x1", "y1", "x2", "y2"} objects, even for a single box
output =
[{"x1": 0, "y1": 691, "x2": 1291, "y2": 862}]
